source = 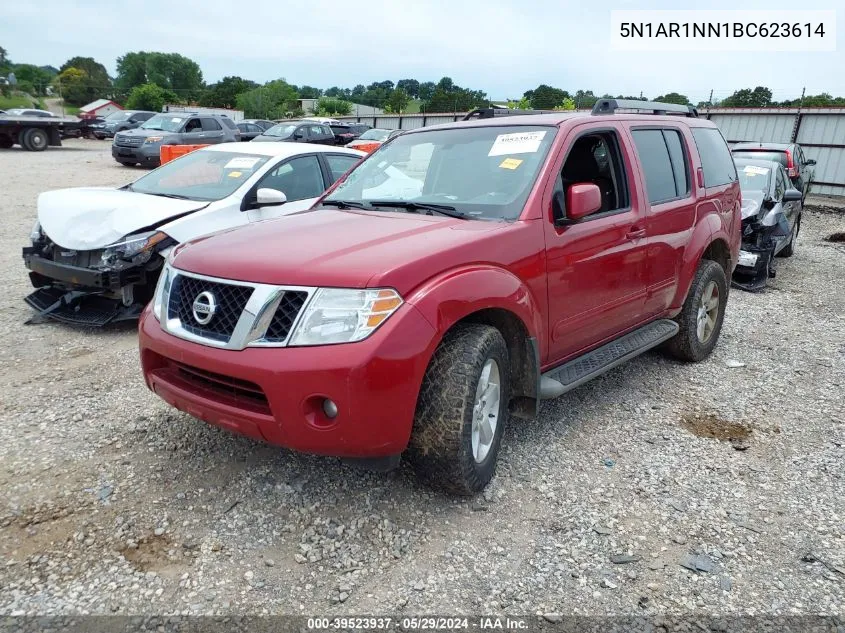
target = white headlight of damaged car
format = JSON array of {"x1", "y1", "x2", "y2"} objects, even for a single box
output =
[
  {"x1": 288, "y1": 288, "x2": 403, "y2": 346},
  {"x1": 152, "y1": 262, "x2": 173, "y2": 322},
  {"x1": 101, "y1": 231, "x2": 168, "y2": 269}
]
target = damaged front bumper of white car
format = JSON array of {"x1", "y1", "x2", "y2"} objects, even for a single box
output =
[{"x1": 22, "y1": 226, "x2": 174, "y2": 326}]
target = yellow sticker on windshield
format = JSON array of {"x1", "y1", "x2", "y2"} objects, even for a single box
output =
[
  {"x1": 499, "y1": 158, "x2": 523, "y2": 170},
  {"x1": 228, "y1": 171, "x2": 242, "y2": 178}
]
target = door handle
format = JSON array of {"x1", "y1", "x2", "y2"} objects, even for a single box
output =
[{"x1": 626, "y1": 227, "x2": 646, "y2": 240}]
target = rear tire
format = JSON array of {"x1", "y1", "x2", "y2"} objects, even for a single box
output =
[
  {"x1": 663, "y1": 259, "x2": 728, "y2": 362},
  {"x1": 21, "y1": 127, "x2": 48, "y2": 151},
  {"x1": 407, "y1": 324, "x2": 510, "y2": 496}
]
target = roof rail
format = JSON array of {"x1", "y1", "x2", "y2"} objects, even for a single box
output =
[
  {"x1": 592, "y1": 99, "x2": 698, "y2": 118},
  {"x1": 462, "y1": 107, "x2": 558, "y2": 120}
]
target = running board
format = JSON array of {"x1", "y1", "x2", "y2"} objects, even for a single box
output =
[{"x1": 539, "y1": 319, "x2": 679, "y2": 400}]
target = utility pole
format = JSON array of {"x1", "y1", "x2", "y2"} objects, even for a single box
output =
[
  {"x1": 799, "y1": 86, "x2": 806, "y2": 108},
  {"x1": 708, "y1": 89, "x2": 714, "y2": 106}
]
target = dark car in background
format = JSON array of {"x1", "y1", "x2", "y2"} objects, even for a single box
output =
[
  {"x1": 252, "y1": 121, "x2": 335, "y2": 145},
  {"x1": 731, "y1": 142, "x2": 816, "y2": 202},
  {"x1": 328, "y1": 123, "x2": 371, "y2": 146},
  {"x1": 236, "y1": 121, "x2": 265, "y2": 141},
  {"x1": 92, "y1": 110, "x2": 156, "y2": 139},
  {"x1": 241, "y1": 119, "x2": 275, "y2": 131},
  {"x1": 112, "y1": 112, "x2": 241, "y2": 167},
  {"x1": 732, "y1": 157, "x2": 803, "y2": 291}
]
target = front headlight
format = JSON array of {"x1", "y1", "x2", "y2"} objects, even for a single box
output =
[
  {"x1": 29, "y1": 219, "x2": 42, "y2": 242},
  {"x1": 288, "y1": 288, "x2": 403, "y2": 346},
  {"x1": 101, "y1": 231, "x2": 169, "y2": 269},
  {"x1": 152, "y1": 262, "x2": 173, "y2": 322},
  {"x1": 144, "y1": 136, "x2": 164, "y2": 144}
]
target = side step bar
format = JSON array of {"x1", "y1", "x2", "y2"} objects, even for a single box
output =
[{"x1": 539, "y1": 319, "x2": 679, "y2": 400}]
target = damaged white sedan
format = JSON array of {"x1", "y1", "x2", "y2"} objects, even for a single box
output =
[{"x1": 23, "y1": 142, "x2": 364, "y2": 325}]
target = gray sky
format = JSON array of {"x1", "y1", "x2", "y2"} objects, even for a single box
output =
[{"x1": 2, "y1": 0, "x2": 842, "y2": 103}]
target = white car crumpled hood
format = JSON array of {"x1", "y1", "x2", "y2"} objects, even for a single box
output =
[{"x1": 37, "y1": 187, "x2": 207, "y2": 250}]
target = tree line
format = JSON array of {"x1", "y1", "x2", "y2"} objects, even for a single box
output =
[{"x1": 3, "y1": 46, "x2": 844, "y2": 118}]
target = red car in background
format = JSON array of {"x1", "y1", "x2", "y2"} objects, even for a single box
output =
[{"x1": 345, "y1": 128, "x2": 403, "y2": 153}]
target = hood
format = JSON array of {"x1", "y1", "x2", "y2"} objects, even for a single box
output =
[
  {"x1": 38, "y1": 188, "x2": 208, "y2": 250},
  {"x1": 116, "y1": 127, "x2": 173, "y2": 140},
  {"x1": 172, "y1": 209, "x2": 514, "y2": 294}
]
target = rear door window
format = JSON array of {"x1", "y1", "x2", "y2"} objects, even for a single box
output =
[
  {"x1": 631, "y1": 129, "x2": 677, "y2": 204},
  {"x1": 692, "y1": 128, "x2": 737, "y2": 187}
]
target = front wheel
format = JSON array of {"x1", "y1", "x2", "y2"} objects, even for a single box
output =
[
  {"x1": 21, "y1": 127, "x2": 49, "y2": 151},
  {"x1": 663, "y1": 259, "x2": 728, "y2": 362},
  {"x1": 407, "y1": 324, "x2": 510, "y2": 496}
]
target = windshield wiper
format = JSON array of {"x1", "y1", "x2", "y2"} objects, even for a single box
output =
[
  {"x1": 367, "y1": 200, "x2": 468, "y2": 220},
  {"x1": 321, "y1": 200, "x2": 372, "y2": 210},
  {"x1": 146, "y1": 192, "x2": 194, "y2": 200}
]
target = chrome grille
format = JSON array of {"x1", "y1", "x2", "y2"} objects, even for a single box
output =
[
  {"x1": 168, "y1": 275, "x2": 253, "y2": 343},
  {"x1": 160, "y1": 269, "x2": 315, "y2": 349},
  {"x1": 115, "y1": 135, "x2": 143, "y2": 147},
  {"x1": 264, "y1": 291, "x2": 309, "y2": 342}
]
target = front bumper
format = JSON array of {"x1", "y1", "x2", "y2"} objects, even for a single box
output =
[
  {"x1": 23, "y1": 250, "x2": 143, "y2": 291},
  {"x1": 139, "y1": 303, "x2": 439, "y2": 457},
  {"x1": 112, "y1": 144, "x2": 161, "y2": 164},
  {"x1": 732, "y1": 246, "x2": 774, "y2": 292}
]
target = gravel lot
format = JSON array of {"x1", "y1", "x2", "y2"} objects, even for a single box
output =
[{"x1": 0, "y1": 139, "x2": 843, "y2": 618}]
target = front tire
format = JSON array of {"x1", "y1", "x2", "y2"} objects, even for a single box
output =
[
  {"x1": 407, "y1": 324, "x2": 510, "y2": 495},
  {"x1": 664, "y1": 259, "x2": 728, "y2": 362}
]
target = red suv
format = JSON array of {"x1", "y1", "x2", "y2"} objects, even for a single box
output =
[{"x1": 139, "y1": 100, "x2": 740, "y2": 495}]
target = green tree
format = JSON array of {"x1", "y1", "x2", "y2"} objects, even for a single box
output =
[
  {"x1": 396, "y1": 79, "x2": 420, "y2": 98},
  {"x1": 527, "y1": 84, "x2": 568, "y2": 109},
  {"x1": 236, "y1": 79, "x2": 298, "y2": 119},
  {"x1": 385, "y1": 88, "x2": 410, "y2": 113},
  {"x1": 418, "y1": 81, "x2": 436, "y2": 101},
  {"x1": 313, "y1": 97, "x2": 352, "y2": 116},
  {"x1": 199, "y1": 76, "x2": 258, "y2": 108},
  {"x1": 124, "y1": 83, "x2": 179, "y2": 112},
  {"x1": 653, "y1": 92, "x2": 690, "y2": 105},
  {"x1": 298, "y1": 85, "x2": 323, "y2": 99},
  {"x1": 11, "y1": 64, "x2": 53, "y2": 95},
  {"x1": 115, "y1": 52, "x2": 204, "y2": 101},
  {"x1": 55, "y1": 57, "x2": 111, "y2": 106},
  {"x1": 555, "y1": 97, "x2": 576, "y2": 111},
  {"x1": 721, "y1": 86, "x2": 772, "y2": 107},
  {"x1": 506, "y1": 97, "x2": 531, "y2": 109},
  {"x1": 574, "y1": 90, "x2": 598, "y2": 109}
]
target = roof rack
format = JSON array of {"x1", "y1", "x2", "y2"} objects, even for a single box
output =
[
  {"x1": 592, "y1": 99, "x2": 698, "y2": 118},
  {"x1": 462, "y1": 107, "x2": 558, "y2": 121}
]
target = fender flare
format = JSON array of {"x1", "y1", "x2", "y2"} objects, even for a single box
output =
[{"x1": 672, "y1": 213, "x2": 726, "y2": 309}]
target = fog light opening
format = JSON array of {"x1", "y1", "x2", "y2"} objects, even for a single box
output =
[{"x1": 322, "y1": 398, "x2": 338, "y2": 419}]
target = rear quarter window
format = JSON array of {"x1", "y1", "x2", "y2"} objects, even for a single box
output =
[
  {"x1": 220, "y1": 117, "x2": 237, "y2": 129},
  {"x1": 692, "y1": 128, "x2": 737, "y2": 187}
]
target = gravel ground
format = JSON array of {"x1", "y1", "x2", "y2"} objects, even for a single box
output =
[{"x1": 0, "y1": 139, "x2": 843, "y2": 617}]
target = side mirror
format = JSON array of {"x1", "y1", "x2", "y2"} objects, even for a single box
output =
[
  {"x1": 782, "y1": 188, "x2": 803, "y2": 202},
  {"x1": 293, "y1": 132, "x2": 303, "y2": 140},
  {"x1": 255, "y1": 188, "x2": 287, "y2": 207},
  {"x1": 806, "y1": 158, "x2": 817, "y2": 166},
  {"x1": 565, "y1": 183, "x2": 602, "y2": 221}
]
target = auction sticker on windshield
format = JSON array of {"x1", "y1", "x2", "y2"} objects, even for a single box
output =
[
  {"x1": 499, "y1": 158, "x2": 524, "y2": 170},
  {"x1": 488, "y1": 131, "x2": 547, "y2": 157},
  {"x1": 743, "y1": 165, "x2": 769, "y2": 175},
  {"x1": 225, "y1": 157, "x2": 262, "y2": 170}
]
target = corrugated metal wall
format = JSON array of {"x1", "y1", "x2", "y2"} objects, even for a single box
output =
[{"x1": 339, "y1": 108, "x2": 845, "y2": 196}]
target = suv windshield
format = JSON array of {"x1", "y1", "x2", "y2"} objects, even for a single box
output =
[
  {"x1": 323, "y1": 125, "x2": 557, "y2": 221},
  {"x1": 358, "y1": 129, "x2": 390, "y2": 141},
  {"x1": 140, "y1": 114, "x2": 187, "y2": 132},
  {"x1": 129, "y1": 151, "x2": 270, "y2": 201},
  {"x1": 263, "y1": 124, "x2": 298, "y2": 138},
  {"x1": 106, "y1": 111, "x2": 132, "y2": 121}
]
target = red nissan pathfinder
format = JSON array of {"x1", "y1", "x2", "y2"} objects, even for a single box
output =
[{"x1": 139, "y1": 100, "x2": 741, "y2": 495}]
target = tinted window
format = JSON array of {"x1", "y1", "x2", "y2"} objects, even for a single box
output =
[
  {"x1": 258, "y1": 155, "x2": 324, "y2": 202},
  {"x1": 632, "y1": 130, "x2": 677, "y2": 204},
  {"x1": 184, "y1": 118, "x2": 202, "y2": 133},
  {"x1": 693, "y1": 128, "x2": 737, "y2": 186},
  {"x1": 775, "y1": 168, "x2": 786, "y2": 199},
  {"x1": 201, "y1": 118, "x2": 222, "y2": 131},
  {"x1": 237, "y1": 123, "x2": 249, "y2": 132},
  {"x1": 325, "y1": 154, "x2": 360, "y2": 182},
  {"x1": 663, "y1": 130, "x2": 689, "y2": 196},
  {"x1": 219, "y1": 117, "x2": 237, "y2": 129}
]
